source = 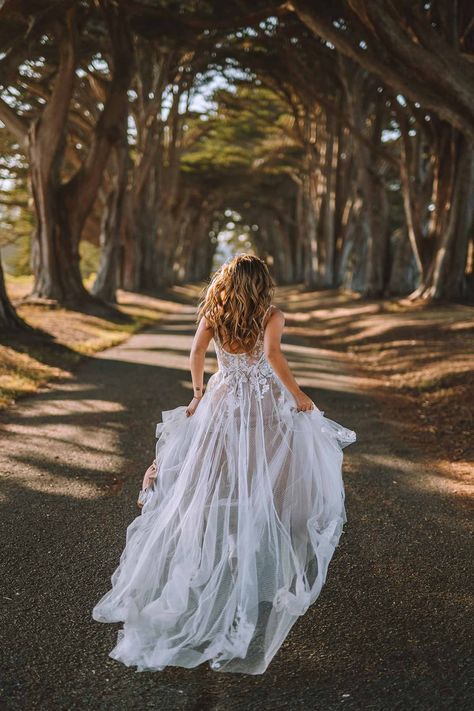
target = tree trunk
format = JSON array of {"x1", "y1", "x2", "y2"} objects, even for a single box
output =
[
  {"x1": 30, "y1": 3, "x2": 132, "y2": 306},
  {"x1": 320, "y1": 112, "x2": 337, "y2": 287},
  {"x1": 397, "y1": 110, "x2": 426, "y2": 278},
  {"x1": 364, "y1": 98, "x2": 390, "y2": 297},
  {"x1": 364, "y1": 169, "x2": 390, "y2": 297},
  {"x1": 294, "y1": 179, "x2": 305, "y2": 282},
  {"x1": 419, "y1": 134, "x2": 474, "y2": 299},
  {"x1": 26, "y1": 8, "x2": 86, "y2": 303},
  {"x1": 301, "y1": 163, "x2": 320, "y2": 288},
  {"x1": 92, "y1": 117, "x2": 129, "y2": 302},
  {"x1": 387, "y1": 227, "x2": 420, "y2": 295},
  {"x1": 29, "y1": 133, "x2": 91, "y2": 303},
  {"x1": 120, "y1": 193, "x2": 137, "y2": 291},
  {"x1": 0, "y1": 257, "x2": 26, "y2": 330}
]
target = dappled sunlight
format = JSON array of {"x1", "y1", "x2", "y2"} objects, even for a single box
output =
[
  {"x1": 357, "y1": 452, "x2": 473, "y2": 502},
  {"x1": 445, "y1": 320, "x2": 474, "y2": 332},
  {"x1": 95, "y1": 306, "x2": 371, "y2": 396},
  {"x1": 0, "y1": 287, "x2": 373, "y2": 512},
  {"x1": 0, "y1": 285, "x2": 472, "y2": 708},
  {"x1": 270, "y1": 287, "x2": 473, "y2": 513},
  {"x1": 97, "y1": 341, "x2": 218, "y2": 375},
  {"x1": 2, "y1": 287, "x2": 470, "y2": 514},
  {"x1": 168, "y1": 284, "x2": 207, "y2": 301},
  {"x1": 117, "y1": 288, "x2": 196, "y2": 315},
  {"x1": 290, "y1": 369, "x2": 368, "y2": 394},
  {"x1": 1, "y1": 456, "x2": 105, "y2": 500},
  {"x1": 435, "y1": 460, "x2": 474, "y2": 498},
  {"x1": 307, "y1": 303, "x2": 382, "y2": 322},
  {"x1": 0, "y1": 376, "x2": 130, "y2": 505},
  {"x1": 279, "y1": 289, "x2": 474, "y2": 353}
]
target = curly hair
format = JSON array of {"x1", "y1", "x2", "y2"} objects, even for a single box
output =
[{"x1": 197, "y1": 254, "x2": 275, "y2": 353}]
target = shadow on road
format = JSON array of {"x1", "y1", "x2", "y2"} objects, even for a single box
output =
[{"x1": 0, "y1": 286, "x2": 472, "y2": 711}]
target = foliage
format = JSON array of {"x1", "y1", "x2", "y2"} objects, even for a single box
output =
[
  {"x1": 0, "y1": 128, "x2": 33, "y2": 275},
  {"x1": 0, "y1": 0, "x2": 472, "y2": 317}
]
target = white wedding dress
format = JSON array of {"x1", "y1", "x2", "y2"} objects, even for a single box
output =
[{"x1": 92, "y1": 311, "x2": 356, "y2": 674}]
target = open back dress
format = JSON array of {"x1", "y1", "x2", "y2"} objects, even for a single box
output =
[{"x1": 92, "y1": 305, "x2": 356, "y2": 674}]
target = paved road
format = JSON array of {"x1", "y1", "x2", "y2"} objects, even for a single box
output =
[{"x1": 0, "y1": 291, "x2": 472, "y2": 711}]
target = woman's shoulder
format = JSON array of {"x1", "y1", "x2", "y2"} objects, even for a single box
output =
[
  {"x1": 201, "y1": 315, "x2": 215, "y2": 332},
  {"x1": 264, "y1": 305, "x2": 285, "y2": 326}
]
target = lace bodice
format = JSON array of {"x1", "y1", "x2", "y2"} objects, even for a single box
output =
[{"x1": 213, "y1": 308, "x2": 275, "y2": 401}]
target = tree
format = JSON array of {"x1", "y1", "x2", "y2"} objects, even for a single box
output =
[
  {"x1": 291, "y1": 0, "x2": 474, "y2": 142},
  {"x1": 0, "y1": 257, "x2": 26, "y2": 329},
  {"x1": 0, "y1": 1, "x2": 133, "y2": 306},
  {"x1": 0, "y1": 0, "x2": 472, "y2": 305}
]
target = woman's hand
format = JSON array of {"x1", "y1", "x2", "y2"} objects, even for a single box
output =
[
  {"x1": 293, "y1": 389, "x2": 316, "y2": 412},
  {"x1": 141, "y1": 460, "x2": 157, "y2": 490},
  {"x1": 185, "y1": 396, "x2": 202, "y2": 417}
]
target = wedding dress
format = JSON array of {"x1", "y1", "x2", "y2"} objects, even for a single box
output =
[{"x1": 92, "y1": 308, "x2": 356, "y2": 674}]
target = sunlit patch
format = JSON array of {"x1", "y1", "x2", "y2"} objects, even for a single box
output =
[
  {"x1": 0, "y1": 468, "x2": 101, "y2": 500},
  {"x1": 358, "y1": 453, "x2": 473, "y2": 501}
]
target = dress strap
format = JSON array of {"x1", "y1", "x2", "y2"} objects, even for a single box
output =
[{"x1": 261, "y1": 305, "x2": 274, "y2": 331}]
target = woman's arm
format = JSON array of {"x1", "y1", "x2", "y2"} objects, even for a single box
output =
[
  {"x1": 263, "y1": 308, "x2": 315, "y2": 412},
  {"x1": 186, "y1": 317, "x2": 214, "y2": 417}
]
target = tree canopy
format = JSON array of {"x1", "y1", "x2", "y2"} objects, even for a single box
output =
[{"x1": 0, "y1": 0, "x2": 473, "y2": 326}]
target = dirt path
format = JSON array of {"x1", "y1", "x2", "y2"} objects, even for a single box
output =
[{"x1": 0, "y1": 289, "x2": 472, "y2": 711}]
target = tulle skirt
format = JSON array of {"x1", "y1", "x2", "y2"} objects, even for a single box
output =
[{"x1": 92, "y1": 370, "x2": 356, "y2": 674}]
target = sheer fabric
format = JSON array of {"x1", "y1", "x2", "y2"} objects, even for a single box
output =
[{"x1": 92, "y1": 311, "x2": 356, "y2": 674}]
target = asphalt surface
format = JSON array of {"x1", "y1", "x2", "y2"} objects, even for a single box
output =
[{"x1": 0, "y1": 292, "x2": 472, "y2": 711}]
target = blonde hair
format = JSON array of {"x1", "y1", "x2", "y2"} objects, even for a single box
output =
[{"x1": 197, "y1": 254, "x2": 275, "y2": 353}]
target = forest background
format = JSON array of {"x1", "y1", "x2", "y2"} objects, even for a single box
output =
[{"x1": 0, "y1": 0, "x2": 472, "y2": 477}]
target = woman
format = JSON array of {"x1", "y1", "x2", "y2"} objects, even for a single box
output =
[{"x1": 92, "y1": 254, "x2": 356, "y2": 675}]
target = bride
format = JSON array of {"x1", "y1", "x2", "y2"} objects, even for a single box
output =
[{"x1": 92, "y1": 253, "x2": 356, "y2": 675}]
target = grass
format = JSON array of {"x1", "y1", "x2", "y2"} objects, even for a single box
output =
[
  {"x1": 0, "y1": 343, "x2": 68, "y2": 407},
  {"x1": 0, "y1": 275, "x2": 166, "y2": 409}
]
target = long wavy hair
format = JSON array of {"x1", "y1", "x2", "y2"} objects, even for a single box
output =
[{"x1": 197, "y1": 254, "x2": 275, "y2": 353}]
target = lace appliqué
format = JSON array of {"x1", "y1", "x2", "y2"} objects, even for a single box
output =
[{"x1": 214, "y1": 330, "x2": 275, "y2": 405}]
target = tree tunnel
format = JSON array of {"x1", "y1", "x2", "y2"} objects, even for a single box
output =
[{"x1": 1, "y1": 0, "x2": 473, "y2": 329}]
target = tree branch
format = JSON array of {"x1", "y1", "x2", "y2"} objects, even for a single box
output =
[
  {"x1": 0, "y1": 97, "x2": 28, "y2": 147},
  {"x1": 290, "y1": 0, "x2": 474, "y2": 142},
  {"x1": 67, "y1": 1, "x2": 133, "y2": 226}
]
